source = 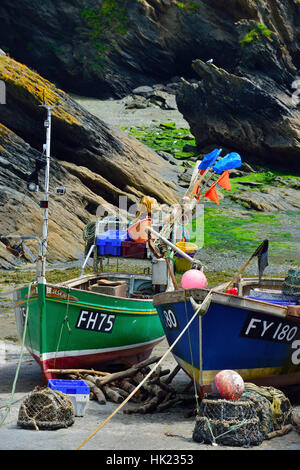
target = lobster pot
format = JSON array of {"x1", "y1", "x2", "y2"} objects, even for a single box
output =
[
  {"x1": 282, "y1": 267, "x2": 300, "y2": 297},
  {"x1": 193, "y1": 398, "x2": 264, "y2": 447},
  {"x1": 17, "y1": 388, "x2": 75, "y2": 431}
]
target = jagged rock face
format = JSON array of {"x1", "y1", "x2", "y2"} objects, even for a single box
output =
[
  {"x1": 0, "y1": 56, "x2": 179, "y2": 267},
  {"x1": 176, "y1": 18, "x2": 300, "y2": 173},
  {"x1": 0, "y1": 0, "x2": 299, "y2": 98}
]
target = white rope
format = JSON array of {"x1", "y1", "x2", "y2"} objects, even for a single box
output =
[
  {"x1": 76, "y1": 289, "x2": 213, "y2": 450},
  {"x1": 0, "y1": 282, "x2": 32, "y2": 426}
]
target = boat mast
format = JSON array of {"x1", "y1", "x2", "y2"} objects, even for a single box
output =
[{"x1": 40, "y1": 104, "x2": 54, "y2": 283}]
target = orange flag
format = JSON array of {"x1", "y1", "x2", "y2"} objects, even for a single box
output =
[
  {"x1": 205, "y1": 183, "x2": 219, "y2": 204},
  {"x1": 216, "y1": 170, "x2": 231, "y2": 191}
]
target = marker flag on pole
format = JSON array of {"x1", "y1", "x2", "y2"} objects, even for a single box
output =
[
  {"x1": 198, "y1": 149, "x2": 222, "y2": 174},
  {"x1": 253, "y1": 239, "x2": 269, "y2": 281},
  {"x1": 204, "y1": 183, "x2": 219, "y2": 204},
  {"x1": 213, "y1": 152, "x2": 242, "y2": 175},
  {"x1": 216, "y1": 170, "x2": 231, "y2": 191}
]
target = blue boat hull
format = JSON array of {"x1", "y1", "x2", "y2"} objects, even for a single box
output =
[{"x1": 153, "y1": 285, "x2": 300, "y2": 389}]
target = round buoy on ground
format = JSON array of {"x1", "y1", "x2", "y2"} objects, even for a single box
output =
[
  {"x1": 181, "y1": 269, "x2": 207, "y2": 290},
  {"x1": 212, "y1": 370, "x2": 245, "y2": 400}
]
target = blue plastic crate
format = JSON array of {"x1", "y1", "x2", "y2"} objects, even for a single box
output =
[
  {"x1": 111, "y1": 239, "x2": 122, "y2": 256},
  {"x1": 96, "y1": 230, "x2": 128, "y2": 242},
  {"x1": 97, "y1": 239, "x2": 113, "y2": 255},
  {"x1": 96, "y1": 230, "x2": 128, "y2": 256},
  {"x1": 48, "y1": 379, "x2": 90, "y2": 395}
]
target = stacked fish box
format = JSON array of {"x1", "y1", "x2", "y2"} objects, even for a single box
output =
[
  {"x1": 121, "y1": 217, "x2": 151, "y2": 259},
  {"x1": 95, "y1": 217, "x2": 152, "y2": 259},
  {"x1": 96, "y1": 230, "x2": 129, "y2": 256}
]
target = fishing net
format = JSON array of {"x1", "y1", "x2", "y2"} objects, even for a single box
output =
[
  {"x1": 193, "y1": 384, "x2": 293, "y2": 447},
  {"x1": 242, "y1": 383, "x2": 293, "y2": 434},
  {"x1": 282, "y1": 267, "x2": 300, "y2": 297},
  {"x1": 17, "y1": 387, "x2": 75, "y2": 431},
  {"x1": 193, "y1": 398, "x2": 264, "y2": 447}
]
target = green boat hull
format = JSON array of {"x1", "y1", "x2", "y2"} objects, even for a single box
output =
[{"x1": 14, "y1": 281, "x2": 165, "y2": 380}]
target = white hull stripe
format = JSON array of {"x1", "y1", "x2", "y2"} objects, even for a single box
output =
[{"x1": 28, "y1": 336, "x2": 165, "y2": 362}]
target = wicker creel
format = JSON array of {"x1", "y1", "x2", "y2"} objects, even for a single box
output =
[
  {"x1": 193, "y1": 398, "x2": 264, "y2": 447},
  {"x1": 17, "y1": 387, "x2": 75, "y2": 431}
]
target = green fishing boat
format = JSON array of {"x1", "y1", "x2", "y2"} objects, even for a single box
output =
[{"x1": 13, "y1": 268, "x2": 167, "y2": 381}]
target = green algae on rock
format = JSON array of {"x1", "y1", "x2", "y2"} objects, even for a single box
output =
[{"x1": 122, "y1": 122, "x2": 198, "y2": 160}]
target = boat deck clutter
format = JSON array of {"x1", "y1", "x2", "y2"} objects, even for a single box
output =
[
  {"x1": 95, "y1": 217, "x2": 152, "y2": 259},
  {"x1": 88, "y1": 279, "x2": 128, "y2": 297}
]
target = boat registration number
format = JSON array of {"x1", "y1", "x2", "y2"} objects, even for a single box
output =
[
  {"x1": 76, "y1": 309, "x2": 116, "y2": 333},
  {"x1": 161, "y1": 305, "x2": 180, "y2": 331},
  {"x1": 240, "y1": 312, "x2": 300, "y2": 344}
]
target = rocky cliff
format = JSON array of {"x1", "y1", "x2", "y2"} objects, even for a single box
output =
[
  {"x1": 0, "y1": 0, "x2": 299, "y2": 172},
  {"x1": 0, "y1": 55, "x2": 179, "y2": 267},
  {"x1": 0, "y1": 0, "x2": 300, "y2": 267},
  {"x1": 176, "y1": 17, "x2": 300, "y2": 172},
  {"x1": 0, "y1": 0, "x2": 299, "y2": 98}
]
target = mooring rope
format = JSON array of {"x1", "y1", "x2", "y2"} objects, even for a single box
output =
[
  {"x1": 0, "y1": 282, "x2": 32, "y2": 427},
  {"x1": 75, "y1": 289, "x2": 213, "y2": 450}
]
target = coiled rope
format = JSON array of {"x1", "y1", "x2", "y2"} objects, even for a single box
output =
[{"x1": 82, "y1": 222, "x2": 96, "y2": 246}]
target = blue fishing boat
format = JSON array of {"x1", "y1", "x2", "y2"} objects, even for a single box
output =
[{"x1": 153, "y1": 277, "x2": 300, "y2": 392}]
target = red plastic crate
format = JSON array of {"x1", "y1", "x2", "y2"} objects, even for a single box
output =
[{"x1": 121, "y1": 241, "x2": 146, "y2": 259}]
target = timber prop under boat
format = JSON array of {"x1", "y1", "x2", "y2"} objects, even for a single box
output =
[
  {"x1": 14, "y1": 268, "x2": 166, "y2": 381},
  {"x1": 153, "y1": 277, "x2": 300, "y2": 392}
]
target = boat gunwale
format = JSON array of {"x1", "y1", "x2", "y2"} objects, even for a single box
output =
[
  {"x1": 55, "y1": 274, "x2": 155, "y2": 304},
  {"x1": 13, "y1": 272, "x2": 156, "y2": 304},
  {"x1": 152, "y1": 278, "x2": 294, "y2": 318}
]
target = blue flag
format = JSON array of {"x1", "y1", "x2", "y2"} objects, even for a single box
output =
[
  {"x1": 198, "y1": 149, "x2": 222, "y2": 171},
  {"x1": 213, "y1": 152, "x2": 242, "y2": 174}
]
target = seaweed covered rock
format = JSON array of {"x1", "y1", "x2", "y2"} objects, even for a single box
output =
[{"x1": 176, "y1": 18, "x2": 300, "y2": 172}]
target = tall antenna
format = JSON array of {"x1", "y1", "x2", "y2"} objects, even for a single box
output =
[{"x1": 39, "y1": 99, "x2": 54, "y2": 283}]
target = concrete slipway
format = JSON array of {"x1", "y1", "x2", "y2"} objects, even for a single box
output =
[{"x1": 0, "y1": 340, "x2": 299, "y2": 454}]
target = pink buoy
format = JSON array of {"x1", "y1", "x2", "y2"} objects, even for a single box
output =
[
  {"x1": 212, "y1": 370, "x2": 245, "y2": 400},
  {"x1": 181, "y1": 269, "x2": 207, "y2": 290}
]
